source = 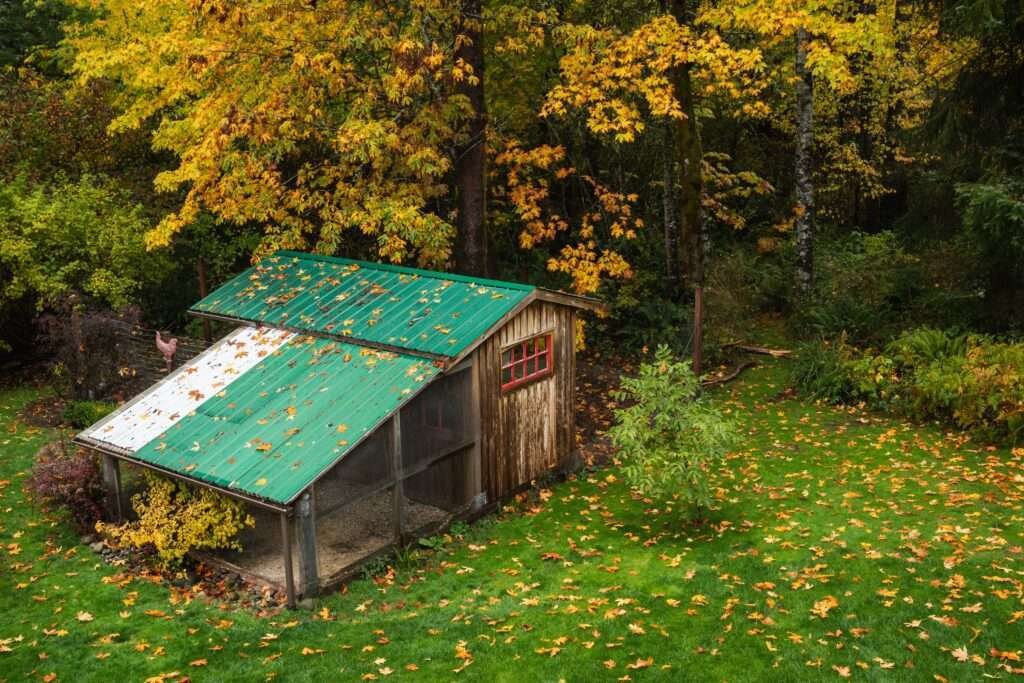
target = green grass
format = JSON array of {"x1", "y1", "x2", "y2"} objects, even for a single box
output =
[{"x1": 1, "y1": 362, "x2": 1022, "y2": 681}]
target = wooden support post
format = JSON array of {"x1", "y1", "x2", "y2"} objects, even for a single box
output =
[
  {"x1": 391, "y1": 413, "x2": 405, "y2": 545},
  {"x1": 281, "y1": 512, "x2": 296, "y2": 609},
  {"x1": 100, "y1": 453, "x2": 123, "y2": 521},
  {"x1": 295, "y1": 490, "x2": 318, "y2": 599}
]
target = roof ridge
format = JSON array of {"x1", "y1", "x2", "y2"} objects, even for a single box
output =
[{"x1": 273, "y1": 250, "x2": 536, "y2": 293}]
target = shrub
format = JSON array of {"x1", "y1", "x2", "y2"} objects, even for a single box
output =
[
  {"x1": 608, "y1": 346, "x2": 739, "y2": 518},
  {"x1": 790, "y1": 335, "x2": 859, "y2": 403},
  {"x1": 595, "y1": 269, "x2": 692, "y2": 355},
  {"x1": 0, "y1": 172, "x2": 171, "y2": 351},
  {"x1": 792, "y1": 328, "x2": 1024, "y2": 444},
  {"x1": 97, "y1": 472, "x2": 255, "y2": 568},
  {"x1": 62, "y1": 399, "x2": 116, "y2": 429},
  {"x1": 26, "y1": 441, "x2": 105, "y2": 532},
  {"x1": 38, "y1": 302, "x2": 143, "y2": 401},
  {"x1": 798, "y1": 231, "x2": 924, "y2": 344},
  {"x1": 704, "y1": 248, "x2": 790, "y2": 361}
]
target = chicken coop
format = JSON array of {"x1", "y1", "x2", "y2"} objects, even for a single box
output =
[{"x1": 75, "y1": 251, "x2": 600, "y2": 605}]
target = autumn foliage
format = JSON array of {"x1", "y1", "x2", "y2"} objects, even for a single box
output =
[
  {"x1": 97, "y1": 472, "x2": 254, "y2": 567},
  {"x1": 26, "y1": 442, "x2": 105, "y2": 533}
]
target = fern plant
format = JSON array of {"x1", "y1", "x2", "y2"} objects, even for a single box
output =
[{"x1": 608, "y1": 346, "x2": 739, "y2": 519}]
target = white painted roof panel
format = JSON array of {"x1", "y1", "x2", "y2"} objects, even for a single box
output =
[{"x1": 79, "y1": 326, "x2": 294, "y2": 453}]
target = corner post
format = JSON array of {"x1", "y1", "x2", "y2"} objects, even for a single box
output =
[
  {"x1": 391, "y1": 413, "x2": 405, "y2": 545},
  {"x1": 100, "y1": 453, "x2": 123, "y2": 521},
  {"x1": 295, "y1": 491, "x2": 318, "y2": 599},
  {"x1": 281, "y1": 512, "x2": 296, "y2": 609}
]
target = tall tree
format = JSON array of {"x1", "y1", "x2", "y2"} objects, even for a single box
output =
[
  {"x1": 668, "y1": 0, "x2": 705, "y2": 298},
  {"x1": 793, "y1": 25, "x2": 814, "y2": 295},
  {"x1": 453, "y1": 0, "x2": 489, "y2": 276},
  {"x1": 705, "y1": 0, "x2": 941, "y2": 292},
  {"x1": 68, "y1": 0, "x2": 469, "y2": 265}
]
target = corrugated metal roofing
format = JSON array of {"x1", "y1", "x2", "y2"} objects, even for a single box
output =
[
  {"x1": 78, "y1": 327, "x2": 439, "y2": 504},
  {"x1": 80, "y1": 326, "x2": 295, "y2": 453},
  {"x1": 190, "y1": 251, "x2": 534, "y2": 358}
]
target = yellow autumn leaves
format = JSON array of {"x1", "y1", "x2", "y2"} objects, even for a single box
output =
[{"x1": 97, "y1": 472, "x2": 254, "y2": 566}]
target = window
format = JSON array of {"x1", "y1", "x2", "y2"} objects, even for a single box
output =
[{"x1": 501, "y1": 333, "x2": 553, "y2": 392}]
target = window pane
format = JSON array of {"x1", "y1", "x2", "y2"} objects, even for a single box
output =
[
  {"x1": 537, "y1": 353, "x2": 547, "y2": 371},
  {"x1": 513, "y1": 344, "x2": 524, "y2": 362},
  {"x1": 526, "y1": 357, "x2": 536, "y2": 375},
  {"x1": 535, "y1": 336, "x2": 547, "y2": 353},
  {"x1": 501, "y1": 349, "x2": 512, "y2": 366},
  {"x1": 501, "y1": 366, "x2": 512, "y2": 384},
  {"x1": 513, "y1": 363, "x2": 524, "y2": 380}
]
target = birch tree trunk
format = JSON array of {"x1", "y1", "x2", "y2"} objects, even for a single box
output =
[
  {"x1": 453, "y1": 0, "x2": 489, "y2": 277},
  {"x1": 794, "y1": 26, "x2": 815, "y2": 296}
]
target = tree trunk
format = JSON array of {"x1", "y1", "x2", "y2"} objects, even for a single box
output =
[
  {"x1": 669, "y1": 0, "x2": 705, "y2": 374},
  {"x1": 453, "y1": 0, "x2": 489, "y2": 277},
  {"x1": 794, "y1": 26, "x2": 815, "y2": 296},
  {"x1": 661, "y1": 122, "x2": 681, "y2": 299},
  {"x1": 673, "y1": 62, "x2": 704, "y2": 293},
  {"x1": 196, "y1": 256, "x2": 212, "y2": 343}
]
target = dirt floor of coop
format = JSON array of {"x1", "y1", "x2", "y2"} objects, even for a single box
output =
[{"x1": 209, "y1": 490, "x2": 450, "y2": 588}]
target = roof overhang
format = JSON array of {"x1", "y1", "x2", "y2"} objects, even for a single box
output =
[{"x1": 535, "y1": 288, "x2": 607, "y2": 314}]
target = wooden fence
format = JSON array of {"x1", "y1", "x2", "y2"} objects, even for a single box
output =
[{"x1": 105, "y1": 319, "x2": 212, "y2": 391}]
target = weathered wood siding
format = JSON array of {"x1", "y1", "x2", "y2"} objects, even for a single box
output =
[{"x1": 474, "y1": 300, "x2": 576, "y2": 502}]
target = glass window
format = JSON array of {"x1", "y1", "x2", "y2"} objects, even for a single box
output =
[{"x1": 500, "y1": 333, "x2": 554, "y2": 392}]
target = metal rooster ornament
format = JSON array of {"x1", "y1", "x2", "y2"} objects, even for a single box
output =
[{"x1": 155, "y1": 331, "x2": 178, "y2": 372}]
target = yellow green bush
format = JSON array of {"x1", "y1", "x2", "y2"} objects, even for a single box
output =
[
  {"x1": 793, "y1": 328, "x2": 1024, "y2": 444},
  {"x1": 97, "y1": 472, "x2": 254, "y2": 567}
]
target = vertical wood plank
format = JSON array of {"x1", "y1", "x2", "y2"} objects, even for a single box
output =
[
  {"x1": 295, "y1": 490, "x2": 318, "y2": 598},
  {"x1": 100, "y1": 453, "x2": 123, "y2": 521},
  {"x1": 281, "y1": 512, "x2": 296, "y2": 609},
  {"x1": 477, "y1": 300, "x2": 579, "y2": 503},
  {"x1": 468, "y1": 357, "x2": 483, "y2": 507},
  {"x1": 391, "y1": 414, "x2": 405, "y2": 544}
]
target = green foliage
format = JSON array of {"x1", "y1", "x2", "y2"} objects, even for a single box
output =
[
  {"x1": 608, "y1": 346, "x2": 739, "y2": 517},
  {"x1": 0, "y1": 174, "x2": 172, "y2": 347},
  {"x1": 97, "y1": 472, "x2": 255, "y2": 568},
  {"x1": 61, "y1": 399, "x2": 115, "y2": 429},
  {"x1": 359, "y1": 555, "x2": 391, "y2": 581},
  {"x1": 598, "y1": 273, "x2": 691, "y2": 354},
  {"x1": 417, "y1": 535, "x2": 448, "y2": 552},
  {"x1": 797, "y1": 231, "x2": 924, "y2": 343},
  {"x1": 957, "y1": 181, "x2": 1024, "y2": 260},
  {"x1": 956, "y1": 181, "x2": 1024, "y2": 321},
  {"x1": 790, "y1": 336, "x2": 859, "y2": 403},
  {"x1": 793, "y1": 328, "x2": 1024, "y2": 444},
  {"x1": 0, "y1": 0, "x2": 79, "y2": 71},
  {"x1": 704, "y1": 247, "x2": 790, "y2": 359}
]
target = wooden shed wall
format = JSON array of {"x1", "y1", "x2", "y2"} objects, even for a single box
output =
[{"x1": 474, "y1": 300, "x2": 576, "y2": 502}]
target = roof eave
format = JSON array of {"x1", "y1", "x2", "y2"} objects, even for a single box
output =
[
  {"x1": 534, "y1": 288, "x2": 607, "y2": 314},
  {"x1": 73, "y1": 435, "x2": 292, "y2": 512}
]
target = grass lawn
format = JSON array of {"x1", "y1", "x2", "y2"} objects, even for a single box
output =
[{"x1": 1, "y1": 361, "x2": 1022, "y2": 682}]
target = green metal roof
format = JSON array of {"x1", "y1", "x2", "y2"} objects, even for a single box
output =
[
  {"x1": 191, "y1": 251, "x2": 535, "y2": 358},
  {"x1": 127, "y1": 333, "x2": 438, "y2": 504}
]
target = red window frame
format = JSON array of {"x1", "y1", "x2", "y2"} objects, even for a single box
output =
[{"x1": 500, "y1": 333, "x2": 554, "y2": 393}]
